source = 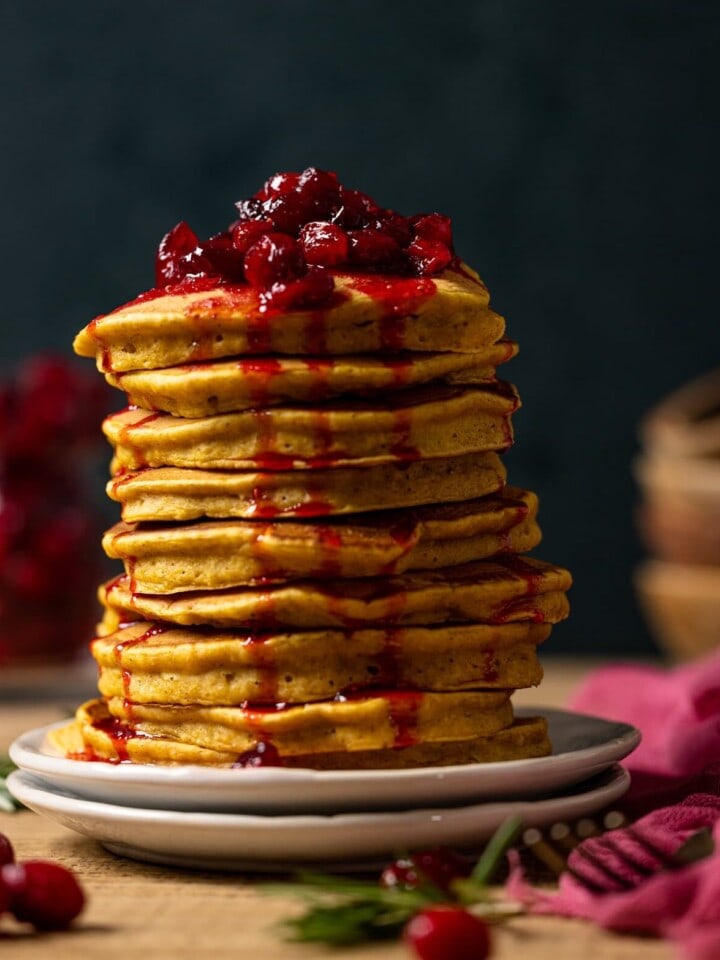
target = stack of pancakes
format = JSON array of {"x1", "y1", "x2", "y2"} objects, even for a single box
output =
[{"x1": 53, "y1": 266, "x2": 571, "y2": 768}]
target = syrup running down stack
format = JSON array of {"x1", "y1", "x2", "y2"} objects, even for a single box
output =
[{"x1": 52, "y1": 169, "x2": 572, "y2": 768}]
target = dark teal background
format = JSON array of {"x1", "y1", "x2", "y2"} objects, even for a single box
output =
[{"x1": 2, "y1": 2, "x2": 719, "y2": 654}]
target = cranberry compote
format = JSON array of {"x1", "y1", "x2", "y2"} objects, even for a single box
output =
[
  {"x1": 232, "y1": 741, "x2": 283, "y2": 767},
  {"x1": 152, "y1": 168, "x2": 457, "y2": 309}
]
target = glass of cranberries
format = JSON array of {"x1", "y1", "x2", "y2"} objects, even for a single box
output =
[
  {"x1": 154, "y1": 167, "x2": 456, "y2": 311},
  {"x1": 0, "y1": 831, "x2": 85, "y2": 930},
  {"x1": 0, "y1": 355, "x2": 112, "y2": 665}
]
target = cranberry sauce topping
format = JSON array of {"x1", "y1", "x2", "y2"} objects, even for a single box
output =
[
  {"x1": 153, "y1": 168, "x2": 457, "y2": 311},
  {"x1": 232, "y1": 740, "x2": 283, "y2": 768}
]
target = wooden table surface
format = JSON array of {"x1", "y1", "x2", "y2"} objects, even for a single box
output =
[{"x1": 0, "y1": 659, "x2": 672, "y2": 960}]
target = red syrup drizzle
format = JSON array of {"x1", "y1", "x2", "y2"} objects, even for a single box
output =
[
  {"x1": 389, "y1": 407, "x2": 420, "y2": 461},
  {"x1": 238, "y1": 357, "x2": 284, "y2": 408},
  {"x1": 372, "y1": 628, "x2": 404, "y2": 687},
  {"x1": 90, "y1": 716, "x2": 153, "y2": 762},
  {"x1": 291, "y1": 489, "x2": 334, "y2": 518},
  {"x1": 296, "y1": 286, "x2": 351, "y2": 356},
  {"x1": 106, "y1": 409, "x2": 162, "y2": 469},
  {"x1": 108, "y1": 467, "x2": 145, "y2": 502},
  {"x1": 449, "y1": 261, "x2": 489, "y2": 291},
  {"x1": 249, "y1": 408, "x2": 343, "y2": 470},
  {"x1": 303, "y1": 358, "x2": 334, "y2": 402},
  {"x1": 496, "y1": 497, "x2": 531, "y2": 553},
  {"x1": 233, "y1": 700, "x2": 293, "y2": 767},
  {"x1": 345, "y1": 274, "x2": 436, "y2": 350},
  {"x1": 381, "y1": 690, "x2": 424, "y2": 748},
  {"x1": 87, "y1": 278, "x2": 228, "y2": 373},
  {"x1": 109, "y1": 524, "x2": 140, "y2": 593},
  {"x1": 482, "y1": 648, "x2": 499, "y2": 683},
  {"x1": 490, "y1": 556, "x2": 547, "y2": 624},
  {"x1": 316, "y1": 577, "x2": 411, "y2": 629},
  {"x1": 242, "y1": 632, "x2": 279, "y2": 704},
  {"x1": 374, "y1": 517, "x2": 419, "y2": 577},
  {"x1": 315, "y1": 523, "x2": 344, "y2": 578},
  {"x1": 113, "y1": 623, "x2": 169, "y2": 714}
]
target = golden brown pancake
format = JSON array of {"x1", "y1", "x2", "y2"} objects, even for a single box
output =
[
  {"x1": 107, "y1": 344, "x2": 519, "y2": 417},
  {"x1": 104, "y1": 383, "x2": 519, "y2": 472},
  {"x1": 283, "y1": 716, "x2": 551, "y2": 769},
  {"x1": 74, "y1": 267, "x2": 504, "y2": 373},
  {"x1": 98, "y1": 556, "x2": 572, "y2": 630},
  {"x1": 102, "y1": 689, "x2": 514, "y2": 756},
  {"x1": 92, "y1": 620, "x2": 549, "y2": 705},
  {"x1": 49, "y1": 702, "x2": 550, "y2": 768},
  {"x1": 108, "y1": 453, "x2": 507, "y2": 523},
  {"x1": 102, "y1": 489, "x2": 541, "y2": 591}
]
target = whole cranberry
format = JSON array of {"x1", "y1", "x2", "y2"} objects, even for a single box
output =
[
  {"x1": 244, "y1": 233, "x2": 306, "y2": 289},
  {"x1": 347, "y1": 229, "x2": 403, "y2": 269},
  {"x1": 231, "y1": 219, "x2": 274, "y2": 255},
  {"x1": 255, "y1": 171, "x2": 301, "y2": 201},
  {"x1": 155, "y1": 221, "x2": 201, "y2": 286},
  {"x1": 296, "y1": 167, "x2": 341, "y2": 216},
  {"x1": 403, "y1": 906, "x2": 491, "y2": 960},
  {"x1": 380, "y1": 848, "x2": 471, "y2": 894},
  {"x1": 0, "y1": 832, "x2": 15, "y2": 867},
  {"x1": 407, "y1": 237, "x2": 453, "y2": 275},
  {"x1": 262, "y1": 192, "x2": 318, "y2": 235},
  {"x1": 336, "y1": 187, "x2": 381, "y2": 228},
  {"x1": 370, "y1": 211, "x2": 413, "y2": 246},
  {"x1": 300, "y1": 222, "x2": 349, "y2": 267},
  {"x1": 412, "y1": 213, "x2": 454, "y2": 248},
  {"x1": 235, "y1": 197, "x2": 265, "y2": 221},
  {"x1": 1, "y1": 860, "x2": 85, "y2": 930},
  {"x1": 200, "y1": 235, "x2": 245, "y2": 282}
]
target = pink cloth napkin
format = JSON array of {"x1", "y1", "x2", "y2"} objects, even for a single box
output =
[{"x1": 506, "y1": 651, "x2": 720, "y2": 960}]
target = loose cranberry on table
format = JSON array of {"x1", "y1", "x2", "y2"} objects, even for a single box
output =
[
  {"x1": 0, "y1": 832, "x2": 15, "y2": 867},
  {"x1": 1, "y1": 860, "x2": 85, "y2": 930},
  {"x1": 403, "y1": 906, "x2": 492, "y2": 960},
  {"x1": 153, "y1": 167, "x2": 457, "y2": 310}
]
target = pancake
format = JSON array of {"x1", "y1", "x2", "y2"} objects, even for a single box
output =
[
  {"x1": 106, "y1": 343, "x2": 519, "y2": 417},
  {"x1": 102, "y1": 689, "x2": 513, "y2": 756},
  {"x1": 98, "y1": 556, "x2": 573, "y2": 630},
  {"x1": 104, "y1": 383, "x2": 519, "y2": 472},
  {"x1": 283, "y1": 716, "x2": 551, "y2": 769},
  {"x1": 49, "y1": 703, "x2": 550, "y2": 768},
  {"x1": 108, "y1": 452, "x2": 507, "y2": 523},
  {"x1": 103, "y1": 489, "x2": 542, "y2": 592},
  {"x1": 92, "y1": 620, "x2": 549, "y2": 705},
  {"x1": 74, "y1": 267, "x2": 504, "y2": 373}
]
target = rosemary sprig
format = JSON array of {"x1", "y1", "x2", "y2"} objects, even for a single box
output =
[
  {"x1": 0, "y1": 755, "x2": 21, "y2": 812},
  {"x1": 268, "y1": 816, "x2": 524, "y2": 945}
]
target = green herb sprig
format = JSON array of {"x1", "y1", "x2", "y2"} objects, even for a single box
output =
[
  {"x1": 267, "y1": 816, "x2": 524, "y2": 945},
  {"x1": 0, "y1": 755, "x2": 21, "y2": 812}
]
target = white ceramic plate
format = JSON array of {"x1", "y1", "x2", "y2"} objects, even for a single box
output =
[
  {"x1": 7, "y1": 765, "x2": 631, "y2": 871},
  {"x1": 9, "y1": 708, "x2": 639, "y2": 814}
]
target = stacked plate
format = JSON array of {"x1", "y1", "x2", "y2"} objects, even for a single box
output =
[{"x1": 8, "y1": 707, "x2": 639, "y2": 872}]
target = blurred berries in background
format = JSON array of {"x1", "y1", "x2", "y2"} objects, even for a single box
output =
[{"x1": 0, "y1": 355, "x2": 112, "y2": 664}]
